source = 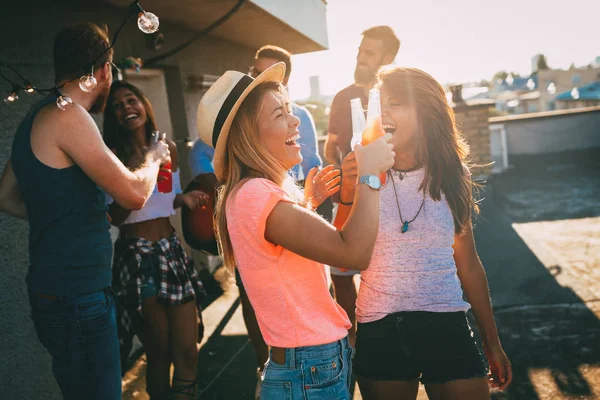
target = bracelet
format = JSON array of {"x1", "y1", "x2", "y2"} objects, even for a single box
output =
[{"x1": 338, "y1": 172, "x2": 354, "y2": 205}]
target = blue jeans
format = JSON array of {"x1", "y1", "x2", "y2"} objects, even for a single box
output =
[
  {"x1": 29, "y1": 287, "x2": 122, "y2": 400},
  {"x1": 261, "y1": 336, "x2": 354, "y2": 400}
]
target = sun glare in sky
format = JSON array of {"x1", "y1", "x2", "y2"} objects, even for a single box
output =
[{"x1": 288, "y1": 0, "x2": 598, "y2": 101}]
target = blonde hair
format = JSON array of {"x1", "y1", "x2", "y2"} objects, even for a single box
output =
[
  {"x1": 377, "y1": 66, "x2": 479, "y2": 234},
  {"x1": 215, "y1": 81, "x2": 305, "y2": 272}
]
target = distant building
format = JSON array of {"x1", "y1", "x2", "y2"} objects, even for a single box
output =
[
  {"x1": 555, "y1": 81, "x2": 600, "y2": 110},
  {"x1": 537, "y1": 64, "x2": 600, "y2": 111},
  {"x1": 487, "y1": 75, "x2": 539, "y2": 114},
  {"x1": 485, "y1": 61, "x2": 600, "y2": 115},
  {"x1": 532, "y1": 54, "x2": 544, "y2": 73},
  {"x1": 490, "y1": 75, "x2": 537, "y2": 94},
  {"x1": 309, "y1": 75, "x2": 322, "y2": 101}
]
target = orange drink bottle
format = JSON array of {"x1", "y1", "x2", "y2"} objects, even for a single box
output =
[{"x1": 363, "y1": 88, "x2": 387, "y2": 185}]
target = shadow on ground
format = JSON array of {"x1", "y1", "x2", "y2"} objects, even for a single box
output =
[
  {"x1": 471, "y1": 155, "x2": 600, "y2": 399},
  {"x1": 196, "y1": 296, "x2": 257, "y2": 399}
]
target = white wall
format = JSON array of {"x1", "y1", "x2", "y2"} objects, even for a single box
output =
[
  {"x1": 499, "y1": 109, "x2": 600, "y2": 156},
  {"x1": 251, "y1": 0, "x2": 329, "y2": 50}
]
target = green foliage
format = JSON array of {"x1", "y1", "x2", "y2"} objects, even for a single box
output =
[
  {"x1": 296, "y1": 100, "x2": 329, "y2": 135},
  {"x1": 493, "y1": 71, "x2": 521, "y2": 81},
  {"x1": 537, "y1": 54, "x2": 550, "y2": 70}
]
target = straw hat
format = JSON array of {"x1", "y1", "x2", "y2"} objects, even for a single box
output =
[{"x1": 196, "y1": 62, "x2": 286, "y2": 181}]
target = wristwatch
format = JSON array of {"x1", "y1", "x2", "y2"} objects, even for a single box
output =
[{"x1": 357, "y1": 175, "x2": 382, "y2": 191}]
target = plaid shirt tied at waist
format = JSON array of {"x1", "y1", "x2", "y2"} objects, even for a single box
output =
[{"x1": 112, "y1": 232, "x2": 205, "y2": 359}]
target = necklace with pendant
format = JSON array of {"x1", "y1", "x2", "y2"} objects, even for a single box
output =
[
  {"x1": 390, "y1": 171, "x2": 426, "y2": 234},
  {"x1": 392, "y1": 164, "x2": 422, "y2": 181}
]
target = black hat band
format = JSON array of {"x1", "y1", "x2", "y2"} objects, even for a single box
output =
[{"x1": 212, "y1": 75, "x2": 254, "y2": 147}]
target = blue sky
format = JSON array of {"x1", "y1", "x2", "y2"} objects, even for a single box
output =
[{"x1": 288, "y1": 0, "x2": 599, "y2": 100}]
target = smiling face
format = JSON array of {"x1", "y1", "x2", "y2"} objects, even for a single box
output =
[
  {"x1": 380, "y1": 83, "x2": 419, "y2": 156},
  {"x1": 111, "y1": 87, "x2": 147, "y2": 133},
  {"x1": 256, "y1": 89, "x2": 302, "y2": 170}
]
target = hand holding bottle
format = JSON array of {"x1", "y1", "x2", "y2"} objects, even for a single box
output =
[
  {"x1": 354, "y1": 133, "x2": 395, "y2": 177},
  {"x1": 148, "y1": 135, "x2": 170, "y2": 166}
]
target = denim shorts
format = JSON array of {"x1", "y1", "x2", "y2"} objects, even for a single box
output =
[
  {"x1": 261, "y1": 336, "x2": 354, "y2": 400},
  {"x1": 139, "y1": 255, "x2": 161, "y2": 300},
  {"x1": 355, "y1": 311, "x2": 487, "y2": 384},
  {"x1": 29, "y1": 287, "x2": 122, "y2": 400}
]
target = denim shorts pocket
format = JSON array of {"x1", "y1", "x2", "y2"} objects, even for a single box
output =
[
  {"x1": 303, "y1": 361, "x2": 349, "y2": 400},
  {"x1": 260, "y1": 380, "x2": 292, "y2": 400},
  {"x1": 303, "y1": 353, "x2": 345, "y2": 389},
  {"x1": 139, "y1": 257, "x2": 156, "y2": 282}
]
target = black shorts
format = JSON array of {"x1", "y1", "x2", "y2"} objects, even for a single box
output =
[{"x1": 354, "y1": 311, "x2": 487, "y2": 384}]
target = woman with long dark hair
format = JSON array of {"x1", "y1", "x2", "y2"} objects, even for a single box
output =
[
  {"x1": 336, "y1": 66, "x2": 512, "y2": 400},
  {"x1": 103, "y1": 81, "x2": 208, "y2": 400}
]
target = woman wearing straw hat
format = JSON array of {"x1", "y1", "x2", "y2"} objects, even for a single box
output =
[{"x1": 197, "y1": 62, "x2": 395, "y2": 399}]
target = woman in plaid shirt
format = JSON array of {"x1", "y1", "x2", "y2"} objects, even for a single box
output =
[{"x1": 103, "y1": 81, "x2": 208, "y2": 400}]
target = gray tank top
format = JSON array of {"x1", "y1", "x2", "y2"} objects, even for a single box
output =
[{"x1": 356, "y1": 168, "x2": 470, "y2": 323}]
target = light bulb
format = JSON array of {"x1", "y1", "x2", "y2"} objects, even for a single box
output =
[
  {"x1": 4, "y1": 91, "x2": 18, "y2": 105},
  {"x1": 506, "y1": 74, "x2": 514, "y2": 86},
  {"x1": 56, "y1": 95, "x2": 73, "y2": 111},
  {"x1": 571, "y1": 87, "x2": 579, "y2": 99},
  {"x1": 25, "y1": 83, "x2": 35, "y2": 94},
  {"x1": 185, "y1": 138, "x2": 194, "y2": 148},
  {"x1": 527, "y1": 78, "x2": 535, "y2": 90},
  {"x1": 79, "y1": 74, "x2": 97, "y2": 93},
  {"x1": 547, "y1": 82, "x2": 556, "y2": 95},
  {"x1": 138, "y1": 11, "x2": 159, "y2": 34}
]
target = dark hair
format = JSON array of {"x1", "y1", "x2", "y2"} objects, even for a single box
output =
[
  {"x1": 53, "y1": 23, "x2": 113, "y2": 83},
  {"x1": 362, "y1": 25, "x2": 400, "y2": 59},
  {"x1": 376, "y1": 66, "x2": 477, "y2": 234},
  {"x1": 255, "y1": 45, "x2": 292, "y2": 81},
  {"x1": 103, "y1": 81, "x2": 158, "y2": 164}
]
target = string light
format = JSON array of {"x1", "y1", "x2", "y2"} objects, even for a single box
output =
[
  {"x1": 133, "y1": 1, "x2": 160, "y2": 34},
  {"x1": 547, "y1": 82, "x2": 557, "y2": 95},
  {"x1": 506, "y1": 73, "x2": 514, "y2": 86},
  {"x1": 571, "y1": 87, "x2": 580, "y2": 99},
  {"x1": 184, "y1": 138, "x2": 194, "y2": 148},
  {"x1": 1, "y1": 0, "x2": 160, "y2": 107},
  {"x1": 54, "y1": 88, "x2": 73, "y2": 111},
  {"x1": 137, "y1": 11, "x2": 160, "y2": 34},
  {"x1": 25, "y1": 82, "x2": 35, "y2": 94},
  {"x1": 74, "y1": 1, "x2": 159, "y2": 94},
  {"x1": 79, "y1": 66, "x2": 98, "y2": 93},
  {"x1": 4, "y1": 86, "x2": 19, "y2": 105},
  {"x1": 526, "y1": 78, "x2": 535, "y2": 90},
  {"x1": 56, "y1": 94, "x2": 73, "y2": 111},
  {"x1": 79, "y1": 74, "x2": 98, "y2": 92}
]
